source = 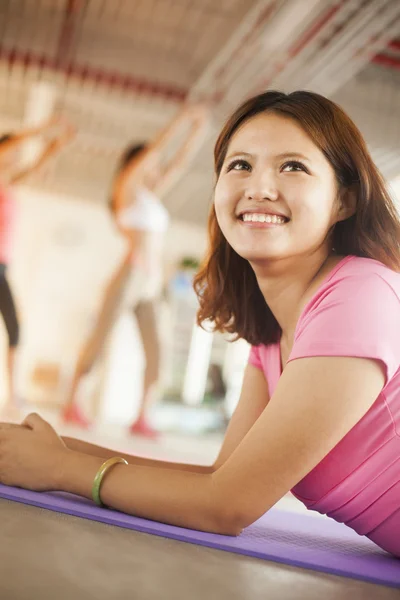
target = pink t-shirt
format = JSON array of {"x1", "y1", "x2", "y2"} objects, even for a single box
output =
[
  {"x1": 249, "y1": 255, "x2": 400, "y2": 556},
  {"x1": 0, "y1": 185, "x2": 16, "y2": 264}
]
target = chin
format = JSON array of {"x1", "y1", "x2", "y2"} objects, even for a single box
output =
[
  {"x1": 231, "y1": 239, "x2": 281, "y2": 258},
  {"x1": 234, "y1": 248, "x2": 280, "y2": 264}
]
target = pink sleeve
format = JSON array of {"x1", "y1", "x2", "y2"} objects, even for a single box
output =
[
  {"x1": 289, "y1": 274, "x2": 400, "y2": 382},
  {"x1": 248, "y1": 345, "x2": 263, "y2": 370}
]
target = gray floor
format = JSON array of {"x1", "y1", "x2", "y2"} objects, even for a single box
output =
[{"x1": 1, "y1": 499, "x2": 398, "y2": 600}]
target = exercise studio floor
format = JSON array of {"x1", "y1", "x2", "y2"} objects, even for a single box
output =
[{"x1": 1, "y1": 417, "x2": 398, "y2": 600}]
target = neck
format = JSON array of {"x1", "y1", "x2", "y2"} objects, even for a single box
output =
[{"x1": 252, "y1": 251, "x2": 342, "y2": 343}]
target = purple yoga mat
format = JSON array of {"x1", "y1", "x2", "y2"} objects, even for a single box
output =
[{"x1": 0, "y1": 484, "x2": 399, "y2": 588}]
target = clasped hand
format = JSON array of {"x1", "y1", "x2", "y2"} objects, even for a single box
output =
[{"x1": 0, "y1": 413, "x2": 67, "y2": 491}]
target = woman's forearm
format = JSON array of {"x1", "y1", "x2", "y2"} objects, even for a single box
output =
[
  {"x1": 150, "y1": 106, "x2": 192, "y2": 151},
  {"x1": 11, "y1": 139, "x2": 59, "y2": 183},
  {"x1": 0, "y1": 118, "x2": 72, "y2": 161},
  {"x1": 55, "y1": 449, "x2": 231, "y2": 534},
  {"x1": 155, "y1": 111, "x2": 209, "y2": 196},
  {"x1": 62, "y1": 436, "x2": 122, "y2": 458},
  {"x1": 10, "y1": 122, "x2": 51, "y2": 142},
  {"x1": 61, "y1": 436, "x2": 215, "y2": 474},
  {"x1": 13, "y1": 117, "x2": 73, "y2": 141}
]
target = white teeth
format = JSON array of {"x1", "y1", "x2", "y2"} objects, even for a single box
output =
[{"x1": 242, "y1": 213, "x2": 286, "y2": 224}]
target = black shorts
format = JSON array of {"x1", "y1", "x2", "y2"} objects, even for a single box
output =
[{"x1": 0, "y1": 263, "x2": 19, "y2": 347}]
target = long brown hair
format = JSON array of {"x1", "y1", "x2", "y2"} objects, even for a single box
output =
[{"x1": 194, "y1": 90, "x2": 400, "y2": 346}]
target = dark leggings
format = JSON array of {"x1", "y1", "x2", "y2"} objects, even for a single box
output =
[{"x1": 0, "y1": 263, "x2": 19, "y2": 347}]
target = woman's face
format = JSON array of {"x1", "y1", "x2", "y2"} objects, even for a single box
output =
[{"x1": 214, "y1": 112, "x2": 351, "y2": 265}]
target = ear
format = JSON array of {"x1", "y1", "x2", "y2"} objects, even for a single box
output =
[{"x1": 337, "y1": 186, "x2": 357, "y2": 222}]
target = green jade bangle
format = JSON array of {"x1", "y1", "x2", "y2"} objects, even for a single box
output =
[{"x1": 92, "y1": 456, "x2": 129, "y2": 507}]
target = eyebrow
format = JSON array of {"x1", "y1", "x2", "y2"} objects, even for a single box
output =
[{"x1": 225, "y1": 151, "x2": 312, "y2": 162}]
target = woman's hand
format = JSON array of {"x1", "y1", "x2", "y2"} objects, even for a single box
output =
[{"x1": 0, "y1": 413, "x2": 68, "y2": 492}]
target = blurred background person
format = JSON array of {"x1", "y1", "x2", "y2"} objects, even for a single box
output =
[
  {"x1": 0, "y1": 118, "x2": 75, "y2": 417},
  {"x1": 62, "y1": 103, "x2": 209, "y2": 435}
]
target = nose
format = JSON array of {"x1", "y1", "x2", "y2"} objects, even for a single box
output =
[{"x1": 244, "y1": 169, "x2": 279, "y2": 202}]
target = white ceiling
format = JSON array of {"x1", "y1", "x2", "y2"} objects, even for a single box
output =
[{"x1": 0, "y1": 0, "x2": 399, "y2": 224}]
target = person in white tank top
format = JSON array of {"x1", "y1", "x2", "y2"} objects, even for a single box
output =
[
  {"x1": 117, "y1": 183, "x2": 170, "y2": 305},
  {"x1": 62, "y1": 104, "x2": 209, "y2": 434}
]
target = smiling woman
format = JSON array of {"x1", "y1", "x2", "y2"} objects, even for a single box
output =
[
  {"x1": 195, "y1": 90, "x2": 399, "y2": 347},
  {"x1": 0, "y1": 91, "x2": 399, "y2": 558}
]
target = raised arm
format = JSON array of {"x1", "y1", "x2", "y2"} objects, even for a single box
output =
[
  {"x1": 110, "y1": 107, "x2": 197, "y2": 203},
  {"x1": 0, "y1": 119, "x2": 60, "y2": 154},
  {"x1": 9, "y1": 119, "x2": 75, "y2": 184},
  {"x1": 110, "y1": 103, "x2": 210, "y2": 215},
  {"x1": 153, "y1": 103, "x2": 210, "y2": 196}
]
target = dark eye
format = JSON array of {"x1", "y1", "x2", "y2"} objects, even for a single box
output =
[
  {"x1": 281, "y1": 160, "x2": 308, "y2": 173},
  {"x1": 226, "y1": 159, "x2": 251, "y2": 173}
]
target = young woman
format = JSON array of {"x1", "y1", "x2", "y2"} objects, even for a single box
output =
[
  {"x1": 0, "y1": 91, "x2": 399, "y2": 557},
  {"x1": 0, "y1": 118, "x2": 75, "y2": 415},
  {"x1": 61, "y1": 104, "x2": 209, "y2": 434}
]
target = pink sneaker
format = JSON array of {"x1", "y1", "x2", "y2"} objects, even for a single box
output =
[
  {"x1": 129, "y1": 418, "x2": 160, "y2": 440},
  {"x1": 62, "y1": 404, "x2": 91, "y2": 429}
]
